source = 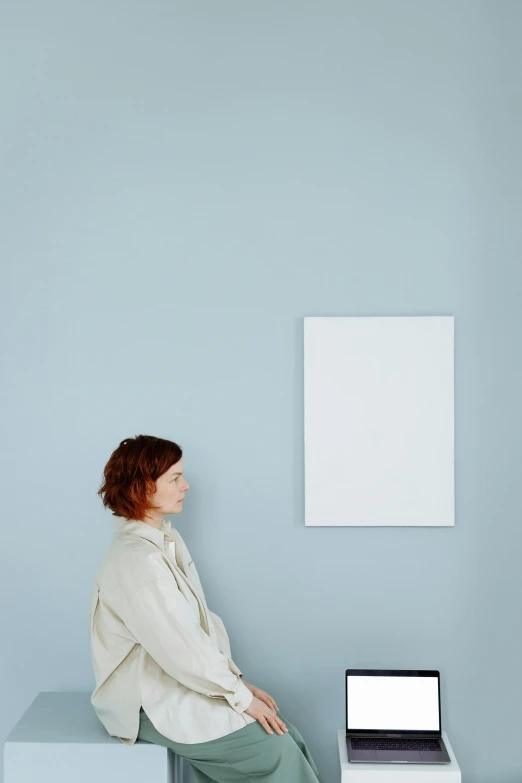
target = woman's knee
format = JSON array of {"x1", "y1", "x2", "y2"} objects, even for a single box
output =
[{"x1": 276, "y1": 711, "x2": 304, "y2": 746}]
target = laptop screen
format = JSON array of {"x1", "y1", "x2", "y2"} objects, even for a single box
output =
[{"x1": 346, "y1": 671, "x2": 440, "y2": 733}]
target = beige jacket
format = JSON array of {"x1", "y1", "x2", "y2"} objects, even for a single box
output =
[{"x1": 89, "y1": 516, "x2": 255, "y2": 745}]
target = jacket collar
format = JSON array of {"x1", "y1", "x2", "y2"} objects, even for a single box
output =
[{"x1": 112, "y1": 515, "x2": 174, "y2": 551}]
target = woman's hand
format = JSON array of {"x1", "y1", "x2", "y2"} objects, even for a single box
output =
[
  {"x1": 244, "y1": 694, "x2": 288, "y2": 735},
  {"x1": 242, "y1": 681, "x2": 279, "y2": 712}
]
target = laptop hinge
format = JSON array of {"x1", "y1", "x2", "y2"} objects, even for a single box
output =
[{"x1": 347, "y1": 733, "x2": 441, "y2": 739}]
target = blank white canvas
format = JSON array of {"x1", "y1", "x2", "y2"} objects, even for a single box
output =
[{"x1": 304, "y1": 316, "x2": 454, "y2": 526}]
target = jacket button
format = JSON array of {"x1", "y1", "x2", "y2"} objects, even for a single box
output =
[{"x1": 234, "y1": 702, "x2": 239, "y2": 706}]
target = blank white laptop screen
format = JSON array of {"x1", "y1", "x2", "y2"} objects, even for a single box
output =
[{"x1": 347, "y1": 675, "x2": 439, "y2": 731}]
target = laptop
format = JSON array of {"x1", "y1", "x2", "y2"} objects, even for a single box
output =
[{"x1": 345, "y1": 669, "x2": 451, "y2": 763}]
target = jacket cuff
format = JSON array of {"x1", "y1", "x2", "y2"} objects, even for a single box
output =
[{"x1": 226, "y1": 678, "x2": 253, "y2": 714}]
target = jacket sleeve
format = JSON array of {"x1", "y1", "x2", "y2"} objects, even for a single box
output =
[
  {"x1": 120, "y1": 575, "x2": 253, "y2": 714},
  {"x1": 208, "y1": 609, "x2": 243, "y2": 678}
]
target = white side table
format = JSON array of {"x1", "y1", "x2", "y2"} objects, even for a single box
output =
[{"x1": 337, "y1": 730, "x2": 462, "y2": 783}]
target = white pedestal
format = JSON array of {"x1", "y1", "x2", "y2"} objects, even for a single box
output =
[
  {"x1": 3, "y1": 692, "x2": 180, "y2": 783},
  {"x1": 337, "y1": 730, "x2": 462, "y2": 783}
]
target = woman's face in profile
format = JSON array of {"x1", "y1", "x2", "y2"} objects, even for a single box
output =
[{"x1": 149, "y1": 459, "x2": 190, "y2": 516}]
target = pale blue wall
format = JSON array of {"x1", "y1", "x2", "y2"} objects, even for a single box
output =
[{"x1": 1, "y1": 2, "x2": 521, "y2": 782}]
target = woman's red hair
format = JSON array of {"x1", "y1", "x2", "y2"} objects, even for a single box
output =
[{"x1": 97, "y1": 434, "x2": 183, "y2": 521}]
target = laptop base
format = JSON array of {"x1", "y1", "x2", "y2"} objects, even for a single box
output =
[{"x1": 346, "y1": 735, "x2": 451, "y2": 764}]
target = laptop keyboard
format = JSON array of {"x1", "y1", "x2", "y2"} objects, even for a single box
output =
[{"x1": 351, "y1": 737, "x2": 442, "y2": 751}]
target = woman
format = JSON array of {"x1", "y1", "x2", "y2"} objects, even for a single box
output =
[{"x1": 90, "y1": 434, "x2": 323, "y2": 783}]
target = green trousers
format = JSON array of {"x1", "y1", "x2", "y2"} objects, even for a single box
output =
[{"x1": 137, "y1": 706, "x2": 324, "y2": 783}]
